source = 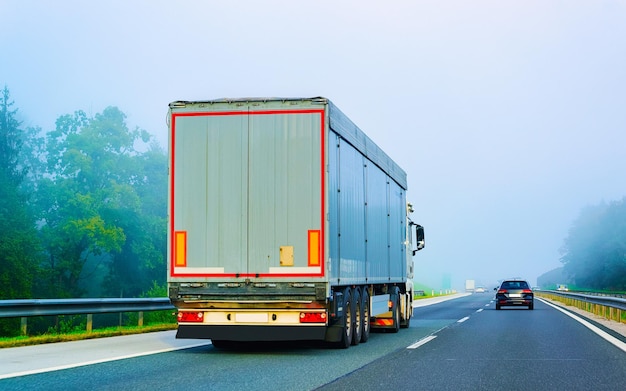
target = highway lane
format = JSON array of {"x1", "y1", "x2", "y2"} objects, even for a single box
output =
[
  {"x1": 318, "y1": 295, "x2": 626, "y2": 391},
  {"x1": 0, "y1": 294, "x2": 473, "y2": 390},
  {"x1": 4, "y1": 293, "x2": 625, "y2": 390}
]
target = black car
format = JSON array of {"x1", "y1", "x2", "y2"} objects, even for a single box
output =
[{"x1": 494, "y1": 280, "x2": 534, "y2": 310}]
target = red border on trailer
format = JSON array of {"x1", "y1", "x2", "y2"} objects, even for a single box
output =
[{"x1": 169, "y1": 108, "x2": 326, "y2": 278}]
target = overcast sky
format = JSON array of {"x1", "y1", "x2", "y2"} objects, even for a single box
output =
[{"x1": 2, "y1": 0, "x2": 625, "y2": 289}]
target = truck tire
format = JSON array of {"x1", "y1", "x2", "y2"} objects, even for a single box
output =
[
  {"x1": 336, "y1": 288, "x2": 353, "y2": 349},
  {"x1": 360, "y1": 289, "x2": 371, "y2": 343},
  {"x1": 352, "y1": 288, "x2": 362, "y2": 346},
  {"x1": 401, "y1": 293, "x2": 411, "y2": 329},
  {"x1": 390, "y1": 287, "x2": 400, "y2": 333}
]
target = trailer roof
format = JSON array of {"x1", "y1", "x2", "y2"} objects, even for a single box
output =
[{"x1": 169, "y1": 97, "x2": 408, "y2": 190}]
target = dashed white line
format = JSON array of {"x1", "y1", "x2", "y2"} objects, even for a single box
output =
[
  {"x1": 476, "y1": 308, "x2": 484, "y2": 313},
  {"x1": 407, "y1": 335, "x2": 437, "y2": 349},
  {"x1": 457, "y1": 316, "x2": 470, "y2": 323}
]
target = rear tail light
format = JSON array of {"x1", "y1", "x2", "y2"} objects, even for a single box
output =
[
  {"x1": 522, "y1": 289, "x2": 532, "y2": 293},
  {"x1": 299, "y1": 312, "x2": 327, "y2": 323},
  {"x1": 177, "y1": 311, "x2": 204, "y2": 323},
  {"x1": 497, "y1": 289, "x2": 507, "y2": 294}
]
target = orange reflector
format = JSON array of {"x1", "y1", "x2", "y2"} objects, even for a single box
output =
[
  {"x1": 177, "y1": 311, "x2": 203, "y2": 323},
  {"x1": 299, "y1": 312, "x2": 327, "y2": 323},
  {"x1": 308, "y1": 230, "x2": 320, "y2": 266},
  {"x1": 174, "y1": 231, "x2": 187, "y2": 267}
]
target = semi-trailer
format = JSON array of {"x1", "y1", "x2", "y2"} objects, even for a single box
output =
[{"x1": 167, "y1": 97, "x2": 424, "y2": 348}]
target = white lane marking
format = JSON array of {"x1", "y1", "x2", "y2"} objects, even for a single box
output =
[
  {"x1": 0, "y1": 342, "x2": 211, "y2": 380},
  {"x1": 476, "y1": 309, "x2": 484, "y2": 313},
  {"x1": 539, "y1": 298, "x2": 626, "y2": 354},
  {"x1": 457, "y1": 316, "x2": 470, "y2": 323},
  {"x1": 407, "y1": 335, "x2": 437, "y2": 349}
]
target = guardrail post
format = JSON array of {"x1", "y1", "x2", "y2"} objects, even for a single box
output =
[
  {"x1": 20, "y1": 317, "x2": 27, "y2": 336},
  {"x1": 138, "y1": 311, "x2": 144, "y2": 327},
  {"x1": 87, "y1": 314, "x2": 93, "y2": 333}
]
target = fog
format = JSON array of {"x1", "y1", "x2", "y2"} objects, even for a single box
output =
[{"x1": 2, "y1": 0, "x2": 625, "y2": 289}]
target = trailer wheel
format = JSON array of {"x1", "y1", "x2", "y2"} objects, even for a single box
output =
[
  {"x1": 360, "y1": 289, "x2": 370, "y2": 343},
  {"x1": 390, "y1": 287, "x2": 401, "y2": 333},
  {"x1": 337, "y1": 288, "x2": 353, "y2": 349},
  {"x1": 401, "y1": 293, "x2": 412, "y2": 329},
  {"x1": 352, "y1": 288, "x2": 362, "y2": 346}
]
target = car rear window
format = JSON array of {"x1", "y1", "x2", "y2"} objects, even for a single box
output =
[{"x1": 502, "y1": 281, "x2": 529, "y2": 289}]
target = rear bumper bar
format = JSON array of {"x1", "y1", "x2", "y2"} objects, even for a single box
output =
[{"x1": 176, "y1": 324, "x2": 327, "y2": 341}]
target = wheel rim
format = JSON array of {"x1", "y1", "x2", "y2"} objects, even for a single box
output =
[
  {"x1": 360, "y1": 290, "x2": 370, "y2": 342},
  {"x1": 345, "y1": 294, "x2": 352, "y2": 342},
  {"x1": 353, "y1": 289, "x2": 362, "y2": 345}
]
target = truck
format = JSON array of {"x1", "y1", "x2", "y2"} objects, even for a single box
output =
[
  {"x1": 167, "y1": 97, "x2": 424, "y2": 348},
  {"x1": 465, "y1": 279, "x2": 475, "y2": 293}
]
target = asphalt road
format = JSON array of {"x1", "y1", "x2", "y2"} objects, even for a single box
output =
[
  {"x1": 2, "y1": 294, "x2": 625, "y2": 391},
  {"x1": 318, "y1": 295, "x2": 626, "y2": 391}
]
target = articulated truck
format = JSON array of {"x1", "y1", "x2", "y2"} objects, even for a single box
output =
[{"x1": 167, "y1": 97, "x2": 424, "y2": 348}]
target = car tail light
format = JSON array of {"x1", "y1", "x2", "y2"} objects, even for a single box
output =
[
  {"x1": 177, "y1": 311, "x2": 204, "y2": 323},
  {"x1": 522, "y1": 289, "x2": 532, "y2": 293},
  {"x1": 299, "y1": 312, "x2": 327, "y2": 323},
  {"x1": 497, "y1": 289, "x2": 507, "y2": 294}
]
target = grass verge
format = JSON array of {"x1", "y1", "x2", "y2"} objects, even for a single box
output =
[{"x1": 0, "y1": 323, "x2": 178, "y2": 349}]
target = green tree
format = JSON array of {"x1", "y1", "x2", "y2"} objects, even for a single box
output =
[
  {"x1": 36, "y1": 107, "x2": 145, "y2": 297},
  {"x1": 33, "y1": 106, "x2": 168, "y2": 298},
  {"x1": 0, "y1": 86, "x2": 41, "y2": 303},
  {"x1": 102, "y1": 141, "x2": 167, "y2": 297}
]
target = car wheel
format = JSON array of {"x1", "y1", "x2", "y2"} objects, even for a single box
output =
[
  {"x1": 496, "y1": 304, "x2": 501, "y2": 310},
  {"x1": 529, "y1": 303, "x2": 534, "y2": 310}
]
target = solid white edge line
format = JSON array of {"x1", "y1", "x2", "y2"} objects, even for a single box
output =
[
  {"x1": 538, "y1": 298, "x2": 626, "y2": 354},
  {"x1": 407, "y1": 335, "x2": 437, "y2": 349},
  {"x1": 0, "y1": 342, "x2": 212, "y2": 380},
  {"x1": 457, "y1": 316, "x2": 470, "y2": 323}
]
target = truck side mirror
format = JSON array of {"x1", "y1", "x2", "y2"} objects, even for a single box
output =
[{"x1": 412, "y1": 224, "x2": 425, "y2": 255}]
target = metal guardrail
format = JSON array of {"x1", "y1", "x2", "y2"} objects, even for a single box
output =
[
  {"x1": 0, "y1": 298, "x2": 174, "y2": 318},
  {"x1": 0, "y1": 298, "x2": 175, "y2": 336},
  {"x1": 539, "y1": 290, "x2": 626, "y2": 324}
]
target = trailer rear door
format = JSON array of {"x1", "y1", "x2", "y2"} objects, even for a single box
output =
[{"x1": 169, "y1": 104, "x2": 326, "y2": 279}]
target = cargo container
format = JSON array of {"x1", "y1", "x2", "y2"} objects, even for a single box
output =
[{"x1": 167, "y1": 97, "x2": 424, "y2": 348}]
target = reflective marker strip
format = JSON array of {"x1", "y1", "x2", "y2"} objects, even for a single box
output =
[
  {"x1": 407, "y1": 335, "x2": 437, "y2": 349},
  {"x1": 174, "y1": 231, "x2": 187, "y2": 267},
  {"x1": 308, "y1": 230, "x2": 320, "y2": 266}
]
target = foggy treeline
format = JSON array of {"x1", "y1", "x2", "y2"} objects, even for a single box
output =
[
  {"x1": 560, "y1": 198, "x2": 626, "y2": 291},
  {"x1": 0, "y1": 86, "x2": 167, "y2": 310}
]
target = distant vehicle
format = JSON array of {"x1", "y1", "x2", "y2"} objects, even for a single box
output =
[
  {"x1": 556, "y1": 284, "x2": 569, "y2": 291},
  {"x1": 465, "y1": 279, "x2": 476, "y2": 292},
  {"x1": 494, "y1": 279, "x2": 534, "y2": 310},
  {"x1": 531, "y1": 286, "x2": 541, "y2": 291},
  {"x1": 474, "y1": 286, "x2": 486, "y2": 293}
]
